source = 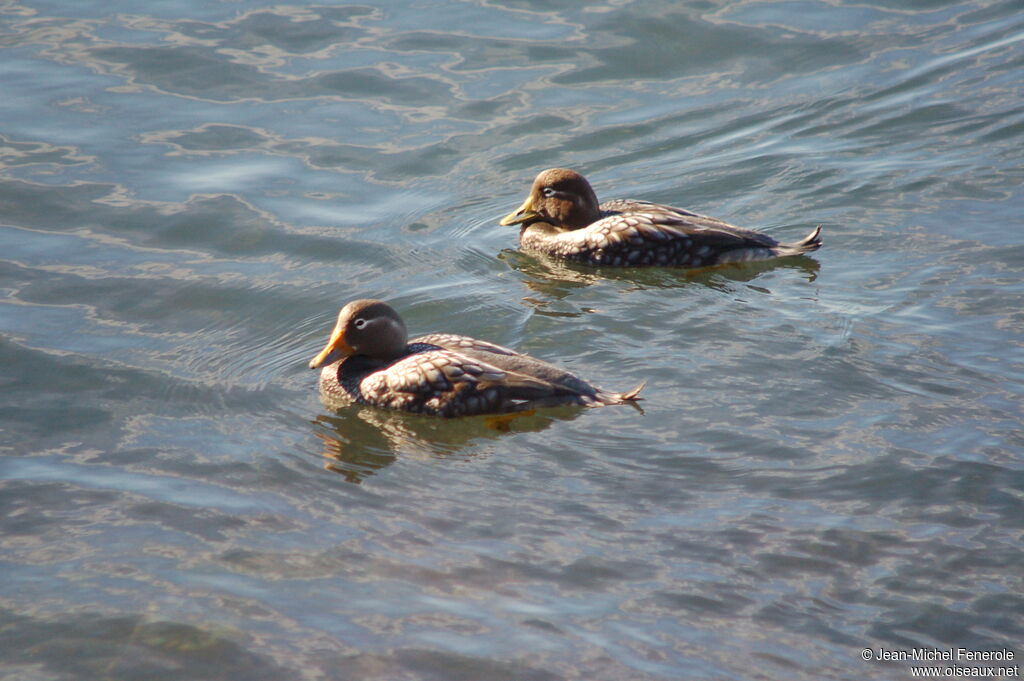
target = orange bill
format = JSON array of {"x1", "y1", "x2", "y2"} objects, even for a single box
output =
[
  {"x1": 309, "y1": 322, "x2": 354, "y2": 369},
  {"x1": 498, "y1": 195, "x2": 538, "y2": 226}
]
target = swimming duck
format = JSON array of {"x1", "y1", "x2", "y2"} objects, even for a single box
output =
[
  {"x1": 499, "y1": 168, "x2": 822, "y2": 268},
  {"x1": 309, "y1": 299, "x2": 644, "y2": 417}
]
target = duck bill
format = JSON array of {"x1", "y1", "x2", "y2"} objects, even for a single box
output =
[
  {"x1": 499, "y1": 196, "x2": 539, "y2": 226},
  {"x1": 309, "y1": 323, "x2": 354, "y2": 369}
]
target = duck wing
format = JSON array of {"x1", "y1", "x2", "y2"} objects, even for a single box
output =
[
  {"x1": 414, "y1": 334, "x2": 599, "y2": 397},
  {"x1": 365, "y1": 348, "x2": 588, "y2": 416},
  {"x1": 540, "y1": 199, "x2": 795, "y2": 267},
  {"x1": 418, "y1": 334, "x2": 644, "y2": 408},
  {"x1": 413, "y1": 334, "x2": 519, "y2": 357}
]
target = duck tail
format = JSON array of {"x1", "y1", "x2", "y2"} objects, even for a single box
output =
[
  {"x1": 776, "y1": 225, "x2": 823, "y2": 256},
  {"x1": 591, "y1": 380, "x2": 645, "y2": 407},
  {"x1": 618, "y1": 381, "x2": 646, "y2": 402}
]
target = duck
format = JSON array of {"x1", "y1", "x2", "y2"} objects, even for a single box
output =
[
  {"x1": 499, "y1": 168, "x2": 822, "y2": 268},
  {"x1": 309, "y1": 299, "x2": 644, "y2": 417}
]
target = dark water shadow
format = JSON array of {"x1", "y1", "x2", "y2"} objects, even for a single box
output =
[
  {"x1": 310, "y1": 405, "x2": 583, "y2": 484},
  {"x1": 498, "y1": 248, "x2": 821, "y2": 304},
  {"x1": 0, "y1": 608, "x2": 283, "y2": 681}
]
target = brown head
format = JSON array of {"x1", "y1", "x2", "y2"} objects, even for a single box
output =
[
  {"x1": 309, "y1": 299, "x2": 409, "y2": 368},
  {"x1": 498, "y1": 168, "x2": 601, "y2": 231}
]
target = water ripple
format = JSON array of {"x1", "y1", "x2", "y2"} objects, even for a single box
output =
[{"x1": 2, "y1": 0, "x2": 1024, "y2": 679}]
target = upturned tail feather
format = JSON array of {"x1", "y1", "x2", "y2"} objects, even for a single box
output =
[
  {"x1": 618, "y1": 381, "x2": 645, "y2": 402},
  {"x1": 588, "y1": 380, "x2": 646, "y2": 407},
  {"x1": 779, "y1": 225, "x2": 823, "y2": 256}
]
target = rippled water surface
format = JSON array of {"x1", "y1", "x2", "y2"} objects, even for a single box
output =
[{"x1": 2, "y1": 1, "x2": 1022, "y2": 679}]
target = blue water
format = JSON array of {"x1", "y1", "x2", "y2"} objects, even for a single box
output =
[{"x1": 1, "y1": 1, "x2": 1022, "y2": 680}]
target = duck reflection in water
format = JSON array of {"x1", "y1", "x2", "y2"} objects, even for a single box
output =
[
  {"x1": 312, "y1": 405, "x2": 582, "y2": 484},
  {"x1": 499, "y1": 245, "x2": 821, "y2": 305}
]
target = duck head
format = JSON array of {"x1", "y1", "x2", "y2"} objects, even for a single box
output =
[
  {"x1": 499, "y1": 168, "x2": 601, "y2": 231},
  {"x1": 309, "y1": 299, "x2": 409, "y2": 368}
]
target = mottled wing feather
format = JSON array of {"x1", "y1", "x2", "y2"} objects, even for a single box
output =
[
  {"x1": 600, "y1": 199, "x2": 699, "y2": 218},
  {"x1": 379, "y1": 350, "x2": 506, "y2": 396},
  {"x1": 411, "y1": 334, "x2": 519, "y2": 357},
  {"x1": 416, "y1": 334, "x2": 600, "y2": 397},
  {"x1": 602, "y1": 200, "x2": 777, "y2": 245},
  {"x1": 530, "y1": 200, "x2": 780, "y2": 267}
]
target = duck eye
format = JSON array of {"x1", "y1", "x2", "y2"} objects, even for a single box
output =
[
  {"x1": 353, "y1": 318, "x2": 367, "y2": 329},
  {"x1": 541, "y1": 187, "x2": 556, "y2": 198}
]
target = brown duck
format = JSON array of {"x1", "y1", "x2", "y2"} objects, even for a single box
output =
[
  {"x1": 499, "y1": 168, "x2": 822, "y2": 267},
  {"x1": 309, "y1": 299, "x2": 644, "y2": 417}
]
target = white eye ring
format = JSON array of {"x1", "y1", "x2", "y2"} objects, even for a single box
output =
[
  {"x1": 353, "y1": 318, "x2": 367, "y2": 329},
  {"x1": 542, "y1": 187, "x2": 556, "y2": 198}
]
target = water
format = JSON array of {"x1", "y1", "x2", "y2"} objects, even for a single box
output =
[{"x1": 1, "y1": 1, "x2": 1022, "y2": 679}]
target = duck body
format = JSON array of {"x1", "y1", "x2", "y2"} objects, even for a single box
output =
[
  {"x1": 310, "y1": 300, "x2": 643, "y2": 417},
  {"x1": 500, "y1": 168, "x2": 822, "y2": 268}
]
